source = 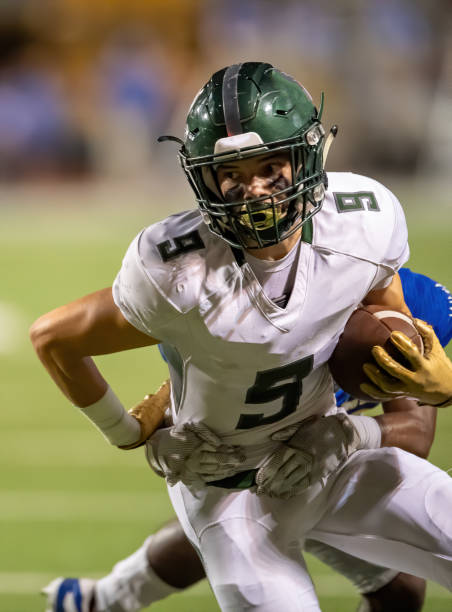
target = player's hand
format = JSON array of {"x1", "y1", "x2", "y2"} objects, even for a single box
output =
[
  {"x1": 255, "y1": 414, "x2": 360, "y2": 499},
  {"x1": 146, "y1": 422, "x2": 246, "y2": 486},
  {"x1": 360, "y1": 319, "x2": 452, "y2": 407},
  {"x1": 119, "y1": 380, "x2": 171, "y2": 450}
]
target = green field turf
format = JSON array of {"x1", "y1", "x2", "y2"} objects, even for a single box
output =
[{"x1": 1, "y1": 192, "x2": 451, "y2": 611}]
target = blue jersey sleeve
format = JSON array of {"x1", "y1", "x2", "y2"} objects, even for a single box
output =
[
  {"x1": 399, "y1": 268, "x2": 452, "y2": 347},
  {"x1": 334, "y1": 388, "x2": 379, "y2": 412}
]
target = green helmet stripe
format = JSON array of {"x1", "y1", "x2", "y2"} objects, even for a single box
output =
[{"x1": 222, "y1": 64, "x2": 243, "y2": 136}]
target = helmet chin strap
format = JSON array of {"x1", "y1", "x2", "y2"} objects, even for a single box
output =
[{"x1": 323, "y1": 125, "x2": 338, "y2": 166}]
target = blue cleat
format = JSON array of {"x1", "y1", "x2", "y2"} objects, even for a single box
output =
[{"x1": 42, "y1": 577, "x2": 96, "y2": 612}]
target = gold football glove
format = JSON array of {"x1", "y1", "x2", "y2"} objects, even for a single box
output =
[
  {"x1": 360, "y1": 319, "x2": 452, "y2": 407},
  {"x1": 119, "y1": 379, "x2": 171, "y2": 450}
]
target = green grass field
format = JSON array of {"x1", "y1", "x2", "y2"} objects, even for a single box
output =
[{"x1": 1, "y1": 189, "x2": 451, "y2": 611}]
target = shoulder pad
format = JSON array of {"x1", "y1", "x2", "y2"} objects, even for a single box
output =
[
  {"x1": 315, "y1": 172, "x2": 407, "y2": 267},
  {"x1": 137, "y1": 210, "x2": 237, "y2": 313}
]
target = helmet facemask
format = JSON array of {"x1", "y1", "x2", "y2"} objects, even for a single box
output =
[{"x1": 180, "y1": 122, "x2": 327, "y2": 249}]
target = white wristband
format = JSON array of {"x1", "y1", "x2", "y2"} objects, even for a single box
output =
[
  {"x1": 347, "y1": 415, "x2": 382, "y2": 449},
  {"x1": 78, "y1": 387, "x2": 141, "y2": 446}
]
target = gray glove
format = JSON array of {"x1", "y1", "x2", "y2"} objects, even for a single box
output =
[
  {"x1": 256, "y1": 413, "x2": 381, "y2": 499},
  {"x1": 146, "y1": 421, "x2": 246, "y2": 486}
]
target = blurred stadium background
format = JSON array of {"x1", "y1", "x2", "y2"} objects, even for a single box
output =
[{"x1": 1, "y1": 1, "x2": 451, "y2": 610}]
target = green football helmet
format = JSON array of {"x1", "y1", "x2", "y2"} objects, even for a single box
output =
[{"x1": 160, "y1": 62, "x2": 336, "y2": 249}]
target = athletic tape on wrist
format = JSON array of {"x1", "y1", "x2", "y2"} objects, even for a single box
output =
[
  {"x1": 78, "y1": 387, "x2": 141, "y2": 446},
  {"x1": 347, "y1": 414, "x2": 382, "y2": 449}
]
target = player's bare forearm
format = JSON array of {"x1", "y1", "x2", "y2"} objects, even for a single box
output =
[
  {"x1": 374, "y1": 398, "x2": 437, "y2": 459},
  {"x1": 363, "y1": 273, "x2": 411, "y2": 316},
  {"x1": 34, "y1": 348, "x2": 108, "y2": 407},
  {"x1": 30, "y1": 287, "x2": 159, "y2": 407}
]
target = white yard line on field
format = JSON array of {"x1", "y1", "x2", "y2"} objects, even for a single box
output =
[
  {"x1": 0, "y1": 573, "x2": 103, "y2": 594},
  {"x1": 0, "y1": 572, "x2": 210, "y2": 596}
]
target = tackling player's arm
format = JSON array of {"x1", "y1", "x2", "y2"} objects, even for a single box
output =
[
  {"x1": 30, "y1": 287, "x2": 163, "y2": 447},
  {"x1": 254, "y1": 395, "x2": 438, "y2": 499},
  {"x1": 375, "y1": 397, "x2": 437, "y2": 459}
]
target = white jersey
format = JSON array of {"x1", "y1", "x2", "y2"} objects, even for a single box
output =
[{"x1": 113, "y1": 172, "x2": 409, "y2": 469}]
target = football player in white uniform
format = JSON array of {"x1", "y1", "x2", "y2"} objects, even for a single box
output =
[
  {"x1": 31, "y1": 62, "x2": 452, "y2": 611},
  {"x1": 43, "y1": 392, "x2": 437, "y2": 612}
]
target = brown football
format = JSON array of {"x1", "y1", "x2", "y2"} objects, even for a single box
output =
[{"x1": 329, "y1": 305, "x2": 424, "y2": 401}]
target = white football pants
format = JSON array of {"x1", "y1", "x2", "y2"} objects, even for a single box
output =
[{"x1": 168, "y1": 447, "x2": 452, "y2": 611}]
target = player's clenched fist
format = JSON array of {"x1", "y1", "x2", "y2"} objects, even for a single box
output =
[
  {"x1": 361, "y1": 318, "x2": 452, "y2": 407},
  {"x1": 146, "y1": 422, "x2": 246, "y2": 487},
  {"x1": 256, "y1": 413, "x2": 381, "y2": 499}
]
